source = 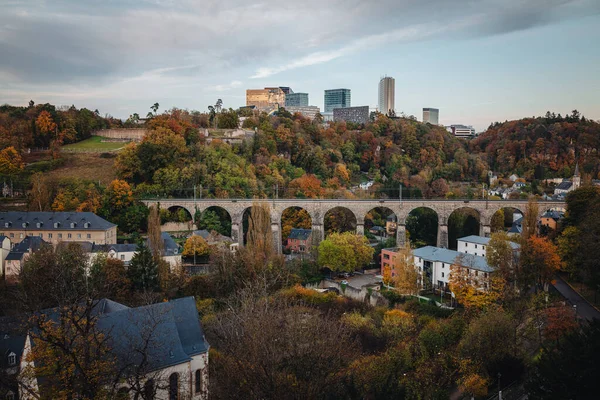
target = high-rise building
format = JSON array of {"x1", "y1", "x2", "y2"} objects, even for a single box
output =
[
  {"x1": 285, "y1": 93, "x2": 309, "y2": 107},
  {"x1": 423, "y1": 108, "x2": 439, "y2": 125},
  {"x1": 378, "y1": 77, "x2": 395, "y2": 115},
  {"x1": 324, "y1": 89, "x2": 351, "y2": 112},
  {"x1": 333, "y1": 106, "x2": 369, "y2": 124},
  {"x1": 246, "y1": 87, "x2": 288, "y2": 111},
  {"x1": 285, "y1": 106, "x2": 321, "y2": 120}
]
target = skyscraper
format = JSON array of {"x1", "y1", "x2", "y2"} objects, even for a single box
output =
[
  {"x1": 423, "y1": 108, "x2": 439, "y2": 125},
  {"x1": 378, "y1": 77, "x2": 395, "y2": 115},
  {"x1": 324, "y1": 89, "x2": 351, "y2": 113},
  {"x1": 285, "y1": 93, "x2": 309, "y2": 107}
]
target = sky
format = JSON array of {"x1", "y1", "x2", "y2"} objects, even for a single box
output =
[{"x1": 1, "y1": 0, "x2": 599, "y2": 131}]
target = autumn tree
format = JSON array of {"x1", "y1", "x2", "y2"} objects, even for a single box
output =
[
  {"x1": 29, "y1": 172, "x2": 53, "y2": 211},
  {"x1": 490, "y1": 209, "x2": 505, "y2": 233},
  {"x1": 521, "y1": 196, "x2": 539, "y2": 241},
  {"x1": 246, "y1": 202, "x2": 274, "y2": 261},
  {"x1": 182, "y1": 235, "x2": 210, "y2": 257},
  {"x1": 281, "y1": 207, "x2": 311, "y2": 241},
  {"x1": 89, "y1": 254, "x2": 132, "y2": 303},
  {"x1": 486, "y1": 232, "x2": 518, "y2": 285},
  {"x1": 317, "y1": 232, "x2": 374, "y2": 273},
  {"x1": 287, "y1": 174, "x2": 324, "y2": 198},
  {"x1": 0, "y1": 146, "x2": 24, "y2": 176},
  {"x1": 147, "y1": 205, "x2": 163, "y2": 259},
  {"x1": 518, "y1": 235, "x2": 561, "y2": 292},
  {"x1": 390, "y1": 246, "x2": 419, "y2": 295},
  {"x1": 449, "y1": 254, "x2": 504, "y2": 310}
]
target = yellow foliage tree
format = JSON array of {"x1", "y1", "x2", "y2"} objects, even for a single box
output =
[
  {"x1": 449, "y1": 254, "x2": 505, "y2": 310},
  {"x1": 391, "y1": 246, "x2": 419, "y2": 295},
  {"x1": 182, "y1": 235, "x2": 210, "y2": 257},
  {"x1": 0, "y1": 146, "x2": 24, "y2": 176},
  {"x1": 104, "y1": 179, "x2": 134, "y2": 210}
]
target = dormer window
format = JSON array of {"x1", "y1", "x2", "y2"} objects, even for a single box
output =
[
  {"x1": 70, "y1": 222, "x2": 76, "y2": 228},
  {"x1": 54, "y1": 222, "x2": 60, "y2": 228},
  {"x1": 7, "y1": 352, "x2": 16, "y2": 366},
  {"x1": 22, "y1": 222, "x2": 28, "y2": 228},
  {"x1": 36, "y1": 222, "x2": 43, "y2": 228},
  {"x1": 84, "y1": 222, "x2": 91, "y2": 228},
  {"x1": 4, "y1": 222, "x2": 10, "y2": 228}
]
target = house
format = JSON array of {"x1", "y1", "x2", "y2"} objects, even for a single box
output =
[
  {"x1": 359, "y1": 181, "x2": 374, "y2": 190},
  {"x1": 3, "y1": 236, "x2": 47, "y2": 284},
  {"x1": 0, "y1": 329, "x2": 26, "y2": 400},
  {"x1": 0, "y1": 212, "x2": 117, "y2": 245},
  {"x1": 148, "y1": 232, "x2": 182, "y2": 269},
  {"x1": 20, "y1": 297, "x2": 209, "y2": 400},
  {"x1": 192, "y1": 230, "x2": 235, "y2": 252},
  {"x1": 539, "y1": 210, "x2": 564, "y2": 231},
  {"x1": 385, "y1": 215, "x2": 397, "y2": 235},
  {"x1": 413, "y1": 246, "x2": 493, "y2": 291},
  {"x1": 509, "y1": 174, "x2": 519, "y2": 182},
  {"x1": 90, "y1": 243, "x2": 139, "y2": 266},
  {"x1": 512, "y1": 181, "x2": 526, "y2": 189},
  {"x1": 369, "y1": 225, "x2": 386, "y2": 237},
  {"x1": 508, "y1": 217, "x2": 523, "y2": 235},
  {"x1": 0, "y1": 236, "x2": 11, "y2": 273},
  {"x1": 554, "y1": 163, "x2": 581, "y2": 195},
  {"x1": 286, "y1": 228, "x2": 312, "y2": 253},
  {"x1": 457, "y1": 235, "x2": 520, "y2": 258},
  {"x1": 381, "y1": 247, "x2": 399, "y2": 278}
]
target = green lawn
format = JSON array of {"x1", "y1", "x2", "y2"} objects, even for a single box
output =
[{"x1": 62, "y1": 136, "x2": 129, "y2": 151}]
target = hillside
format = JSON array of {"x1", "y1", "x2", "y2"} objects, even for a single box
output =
[{"x1": 470, "y1": 111, "x2": 600, "y2": 180}]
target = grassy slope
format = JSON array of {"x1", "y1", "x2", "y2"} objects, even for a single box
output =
[
  {"x1": 45, "y1": 153, "x2": 117, "y2": 185},
  {"x1": 62, "y1": 136, "x2": 128, "y2": 151}
]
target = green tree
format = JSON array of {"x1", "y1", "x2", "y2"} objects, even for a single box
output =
[
  {"x1": 317, "y1": 232, "x2": 374, "y2": 272},
  {"x1": 127, "y1": 243, "x2": 159, "y2": 292}
]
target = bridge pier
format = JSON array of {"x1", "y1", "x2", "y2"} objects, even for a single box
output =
[
  {"x1": 396, "y1": 224, "x2": 407, "y2": 248},
  {"x1": 231, "y1": 222, "x2": 243, "y2": 248},
  {"x1": 271, "y1": 222, "x2": 282, "y2": 254},
  {"x1": 480, "y1": 224, "x2": 491, "y2": 238},
  {"x1": 437, "y1": 224, "x2": 448, "y2": 248},
  {"x1": 356, "y1": 223, "x2": 364, "y2": 235},
  {"x1": 311, "y1": 224, "x2": 324, "y2": 250}
]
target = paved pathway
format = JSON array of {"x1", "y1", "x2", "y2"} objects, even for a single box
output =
[{"x1": 552, "y1": 276, "x2": 600, "y2": 321}]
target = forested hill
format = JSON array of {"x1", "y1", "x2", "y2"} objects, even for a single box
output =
[{"x1": 470, "y1": 111, "x2": 600, "y2": 180}]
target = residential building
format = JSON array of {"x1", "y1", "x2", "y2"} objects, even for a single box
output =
[
  {"x1": 381, "y1": 247, "x2": 399, "y2": 278},
  {"x1": 90, "y1": 243, "x2": 139, "y2": 266},
  {"x1": 457, "y1": 235, "x2": 520, "y2": 258},
  {"x1": 285, "y1": 92, "x2": 309, "y2": 107},
  {"x1": 286, "y1": 228, "x2": 312, "y2": 253},
  {"x1": 422, "y1": 108, "x2": 439, "y2": 125},
  {"x1": 3, "y1": 236, "x2": 47, "y2": 284},
  {"x1": 378, "y1": 77, "x2": 395, "y2": 115},
  {"x1": 413, "y1": 246, "x2": 493, "y2": 291},
  {"x1": 0, "y1": 236, "x2": 11, "y2": 274},
  {"x1": 193, "y1": 229, "x2": 235, "y2": 253},
  {"x1": 508, "y1": 217, "x2": 523, "y2": 235},
  {"x1": 0, "y1": 329, "x2": 26, "y2": 399},
  {"x1": 246, "y1": 87, "x2": 287, "y2": 111},
  {"x1": 148, "y1": 232, "x2": 182, "y2": 269},
  {"x1": 539, "y1": 210, "x2": 564, "y2": 231},
  {"x1": 554, "y1": 163, "x2": 581, "y2": 195},
  {"x1": 20, "y1": 297, "x2": 209, "y2": 400},
  {"x1": 333, "y1": 106, "x2": 369, "y2": 124},
  {"x1": 324, "y1": 89, "x2": 351, "y2": 112},
  {"x1": 0, "y1": 212, "x2": 117, "y2": 245},
  {"x1": 446, "y1": 124, "x2": 476, "y2": 138}
]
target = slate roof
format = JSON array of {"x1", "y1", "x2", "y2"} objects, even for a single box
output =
[
  {"x1": 0, "y1": 212, "x2": 116, "y2": 231},
  {"x1": 14, "y1": 236, "x2": 47, "y2": 253},
  {"x1": 147, "y1": 232, "x2": 180, "y2": 256},
  {"x1": 555, "y1": 181, "x2": 573, "y2": 191},
  {"x1": 35, "y1": 297, "x2": 208, "y2": 375},
  {"x1": 413, "y1": 246, "x2": 494, "y2": 272},
  {"x1": 386, "y1": 215, "x2": 397, "y2": 222},
  {"x1": 0, "y1": 332, "x2": 26, "y2": 369},
  {"x1": 458, "y1": 235, "x2": 520, "y2": 250},
  {"x1": 288, "y1": 228, "x2": 311, "y2": 241},
  {"x1": 5, "y1": 252, "x2": 24, "y2": 261},
  {"x1": 541, "y1": 210, "x2": 564, "y2": 220}
]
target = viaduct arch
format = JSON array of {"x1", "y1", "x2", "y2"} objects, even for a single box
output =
[{"x1": 142, "y1": 199, "x2": 566, "y2": 253}]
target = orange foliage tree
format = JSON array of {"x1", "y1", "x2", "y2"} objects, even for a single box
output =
[
  {"x1": 287, "y1": 174, "x2": 324, "y2": 198},
  {"x1": 519, "y1": 235, "x2": 561, "y2": 292},
  {"x1": 0, "y1": 146, "x2": 24, "y2": 176},
  {"x1": 449, "y1": 254, "x2": 505, "y2": 310}
]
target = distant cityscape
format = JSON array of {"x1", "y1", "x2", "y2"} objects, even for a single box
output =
[{"x1": 245, "y1": 77, "x2": 477, "y2": 138}]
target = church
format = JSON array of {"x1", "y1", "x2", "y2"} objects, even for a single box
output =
[{"x1": 554, "y1": 163, "x2": 581, "y2": 195}]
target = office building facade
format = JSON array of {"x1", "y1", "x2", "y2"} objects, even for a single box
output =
[
  {"x1": 423, "y1": 108, "x2": 439, "y2": 125},
  {"x1": 378, "y1": 77, "x2": 395, "y2": 115},
  {"x1": 285, "y1": 93, "x2": 309, "y2": 107},
  {"x1": 285, "y1": 106, "x2": 321, "y2": 120},
  {"x1": 324, "y1": 89, "x2": 351, "y2": 112},
  {"x1": 446, "y1": 124, "x2": 476, "y2": 139},
  {"x1": 333, "y1": 106, "x2": 369, "y2": 124}
]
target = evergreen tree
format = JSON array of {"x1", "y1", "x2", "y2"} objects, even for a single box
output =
[{"x1": 127, "y1": 243, "x2": 159, "y2": 292}]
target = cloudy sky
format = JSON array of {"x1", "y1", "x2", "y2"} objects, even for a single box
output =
[{"x1": 1, "y1": 0, "x2": 599, "y2": 130}]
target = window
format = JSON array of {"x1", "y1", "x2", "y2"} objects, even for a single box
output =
[
  {"x1": 58, "y1": 233, "x2": 63, "y2": 239},
  {"x1": 77, "y1": 234, "x2": 81, "y2": 239},
  {"x1": 8, "y1": 352, "x2": 16, "y2": 366},
  {"x1": 39, "y1": 233, "x2": 43, "y2": 238},
  {"x1": 195, "y1": 369, "x2": 202, "y2": 393},
  {"x1": 465, "y1": 243, "x2": 468, "y2": 247},
  {"x1": 475, "y1": 271, "x2": 479, "y2": 276},
  {"x1": 9, "y1": 233, "x2": 14, "y2": 238},
  {"x1": 48, "y1": 233, "x2": 52, "y2": 239},
  {"x1": 144, "y1": 379, "x2": 155, "y2": 399},
  {"x1": 19, "y1": 233, "x2": 23, "y2": 239},
  {"x1": 482, "y1": 246, "x2": 485, "y2": 251},
  {"x1": 169, "y1": 373, "x2": 179, "y2": 400},
  {"x1": 87, "y1": 234, "x2": 91, "y2": 239},
  {"x1": 442, "y1": 263, "x2": 445, "y2": 269},
  {"x1": 441, "y1": 272, "x2": 445, "y2": 278},
  {"x1": 68, "y1": 233, "x2": 72, "y2": 239},
  {"x1": 475, "y1": 244, "x2": 478, "y2": 249},
  {"x1": 120, "y1": 255, "x2": 125, "y2": 261}
]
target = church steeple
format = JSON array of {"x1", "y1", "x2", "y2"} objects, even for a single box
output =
[{"x1": 573, "y1": 162, "x2": 581, "y2": 189}]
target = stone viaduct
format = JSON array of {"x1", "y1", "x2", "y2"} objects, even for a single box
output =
[{"x1": 142, "y1": 198, "x2": 566, "y2": 252}]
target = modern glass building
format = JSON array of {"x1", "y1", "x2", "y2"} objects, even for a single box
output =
[
  {"x1": 285, "y1": 93, "x2": 309, "y2": 107},
  {"x1": 324, "y1": 89, "x2": 351, "y2": 112},
  {"x1": 423, "y1": 108, "x2": 439, "y2": 125}
]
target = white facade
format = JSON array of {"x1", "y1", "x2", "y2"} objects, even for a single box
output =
[
  {"x1": 446, "y1": 124, "x2": 476, "y2": 138},
  {"x1": 0, "y1": 236, "x2": 11, "y2": 274},
  {"x1": 422, "y1": 108, "x2": 439, "y2": 125}
]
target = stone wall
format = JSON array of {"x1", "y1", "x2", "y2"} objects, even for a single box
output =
[{"x1": 96, "y1": 128, "x2": 147, "y2": 141}]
